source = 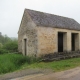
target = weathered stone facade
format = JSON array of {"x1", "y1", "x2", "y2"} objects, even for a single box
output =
[
  {"x1": 18, "y1": 9, "x2": 80, "y2": 57},
  {"x1": 18, "y1": 10, "x2": 38, "y2": 56},
  {"x1": 36, "y1": 27, "x2": 80, "y2": 56}
]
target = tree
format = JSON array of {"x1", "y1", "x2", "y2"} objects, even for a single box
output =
[
  {"x1": 4, "y1": 40, "x2": 18, "y2": 52},
  {"x1": 0, "y1": 34, "x2": 11, "y2": 45},
  {"x1": 0, "y1": 43, "x2": 3, "y2": 48},
  {"x1": 0, "y1": 33, "x2": 18, "y2": 53}
]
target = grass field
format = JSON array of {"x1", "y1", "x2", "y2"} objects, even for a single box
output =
[
  {"x1": 0, "y1": 53, "x2": 37, "y2": 74},
  {"x1": 0, "y1": 53, "x2": 80, "y2": 74},
  {"x1": 22, "y1": 57, "x2": 80, "y2": 72}
]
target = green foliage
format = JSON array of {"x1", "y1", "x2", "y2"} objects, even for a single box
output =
[
  {"x1": 1, "y1": 53, "x2": 80, "y2": 74},
  {"x1": 0, "y1": 43, "x2": 3, "y2": 48},
  {"x1": 0, "y1": 54, "x2": 39, "y2": 74},
  {"x1": 0, "y1": 48, "x2": 9, "y2": 54},
  {"x1": 3, "y1": 40, "x2": 18, "y2": 52},
  {"x1": 0, "y1": 33, "x2": 18, "y2": 54},
  {"x1": 0, "y1": 34, "x2": 11, "y2": 45}
]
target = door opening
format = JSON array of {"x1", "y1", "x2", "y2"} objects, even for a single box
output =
[
  {"x1": 71, "y1": 33, "x2": 75, "y2": 51},
  {"x1": 58, "y1": 32, "x2": 63, "y2": 52},
  {"x1": 24, "y1": 39, "x2": 27, "y2": 55}
]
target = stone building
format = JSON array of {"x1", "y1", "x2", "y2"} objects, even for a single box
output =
[{"x1": 18, "y1": 9, "x2": 80, "y2": 57}]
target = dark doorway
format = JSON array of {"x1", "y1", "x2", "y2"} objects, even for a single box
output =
[
  {"x1": 58, "y1": 32, "x2": 63, "y2": 52},
  {"x1": 72, "y1": 33, "x2": 75, "y2": 51},
  {"x1": 24, "y1": 39, "x2": 27, "y2": 55}
]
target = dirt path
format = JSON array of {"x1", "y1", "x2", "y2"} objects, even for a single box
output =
[
  {"x1": 1, "y1": 67, "x2": 80, "y2": 80},
  {"x1": 0, "y1": 69, "x2": 53, "y2": 80}
]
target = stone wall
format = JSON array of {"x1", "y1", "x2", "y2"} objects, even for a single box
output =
[
  {"x1": 37, "y1": 26, "x2": 80, "y2": 57},
  {"x1": 37, "y1": 26, "x2": 57, "y2": 56},
  {"x1": 55, "y1": 28, "x2": 80, "y2": 51},
  {"x1": 18, "y1": 10, "x2": 37, "y2": 56}
]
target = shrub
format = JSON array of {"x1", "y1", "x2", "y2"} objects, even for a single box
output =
[
  {"x1": 0, "y1": 54, "x2": 40, "y2": 74},
  {"x1": 27, "y1": 56, "x2": 40, "y2": 64},
  {"x1": 0, "y1": 43, "x2": 3, "y2": 48},
  {"x1": 10, "y1": 54, "x2": 29, "y2": 66},
  {"x1": 3, "y1": 40, "x2": 18, "y2": 52},
  {"x1": 0, "y1": 54, "x2": 28, "y2": 74},
  {"x1": 0, "y1": 48, "x2": 9, "y2": 54}
]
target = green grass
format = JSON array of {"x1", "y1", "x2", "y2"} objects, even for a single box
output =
[
  {"x1": 21, "y1": 57, "x2": 80, "y2": 72},
  {"x1": 0, "y1": 53, "x2": 37, "y2": 74},
  {"x1": 0, "y1": 54, "x2": 80, "y2": 74}
]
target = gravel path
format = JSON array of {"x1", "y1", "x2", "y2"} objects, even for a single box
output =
[
  {"x1": 1, "y1": 67, "x2": 80, "y2": 80},
  {"x1": 0, "y1": 69, "x2": 53, "y2": 80}
]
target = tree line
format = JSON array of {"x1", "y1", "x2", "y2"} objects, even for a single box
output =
[{"x1": 0, "y1": 32, "x2": 18, "y2": 54}]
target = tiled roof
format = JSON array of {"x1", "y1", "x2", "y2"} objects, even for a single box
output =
[{"x1": 26, "y1": 9, "x2": 80, "y2": 30}]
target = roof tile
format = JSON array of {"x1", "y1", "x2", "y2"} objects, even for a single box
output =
[{"x1": 26, "y1": 9, "x2": 80, "y2": 30}]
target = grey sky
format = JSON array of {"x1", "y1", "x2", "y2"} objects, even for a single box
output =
[{"x1": 0, "y1": 0, "x2": 80, "y2": 37}]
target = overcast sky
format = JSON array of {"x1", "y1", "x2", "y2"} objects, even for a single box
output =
[{"x1": 0, "y1": 0, "x2": 80, "y2": 37}]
